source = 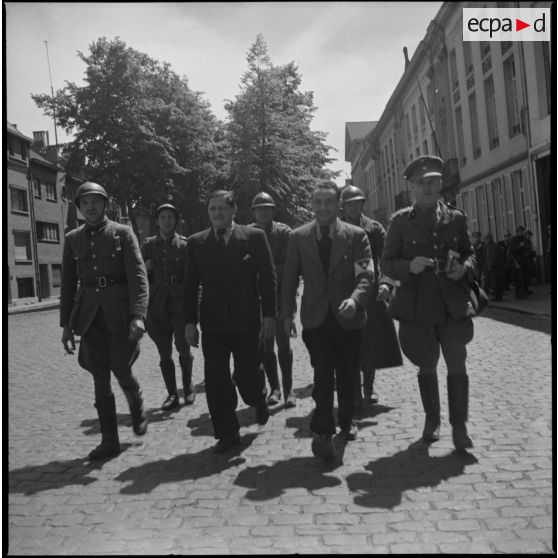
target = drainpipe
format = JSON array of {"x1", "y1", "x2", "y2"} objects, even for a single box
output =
[{"x1": 27, "y1": 168, "x2": 42, "y2": 301}]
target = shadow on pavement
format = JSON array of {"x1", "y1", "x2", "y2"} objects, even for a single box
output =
[
  {"x1": 9, "y1": 448, "x2": 132, "y2": 495},
  {"x1": 346, "y1": 440, "x2": 478, "y2": 509},
  {"x1": 233, "y1": 456, "x2": 342, "y2": 500},
  {"x1": 80, "y1": 408, "x2": 178, "y2": 436},
  {"x1": 114, "y1": 433, "x2": 258, "y2": 494},
  {"x1": 284, "y1": 411, "x2": 313, "y2": 438},
  {"x1": 293, "y1": 383, "x2": 314, "y2": 400},
  {"x1": 354, "y1": 404, "x2": 395, "y2": 430},
  {"x1": 482, "y1": 307, "x2": 551, "y2": 334}
]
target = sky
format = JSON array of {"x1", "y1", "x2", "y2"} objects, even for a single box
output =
[{"x1": 5, "y1": 1, "x2": 443, "y2": 186}]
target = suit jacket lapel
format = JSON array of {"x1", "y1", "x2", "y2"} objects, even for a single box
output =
[
  {"x1": 301, "y1": 223, "x2": 324, "y2": 274},
  {"x1": 329, "y1": 220, "x2": 349, "y2": 274}
]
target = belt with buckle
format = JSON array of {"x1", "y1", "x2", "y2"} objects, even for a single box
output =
[
  {"x1": 433, "y1": 258, "x2": 447, "y2": 274},
  {"x1": 80, "y1": 275, "x2": 127, "y2": 288},
  {"x1": 153, "y1": 275, "x2": 184, "y2": 286}
]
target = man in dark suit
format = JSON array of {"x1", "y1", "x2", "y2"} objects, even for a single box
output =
[
  {"x1": 184, "y1": 190, "x2": 277, "y2": 453},
  {"x1": 282, "y1": 181, "x2": 374, "y2": 460},
  {"x1": 60, "y1": 182, "x2": 149, "y2": 460},
  {"x1": 381, "y1": 156, "x2": 477, "y2": 451}
]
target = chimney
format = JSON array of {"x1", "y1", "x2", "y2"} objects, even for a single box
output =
[
  {"x1": 403, "y1": 46, "x2": 410, "y2": 70},
  {"x1": 32, "y1": 131, "x2": 50, "y2": 150}
]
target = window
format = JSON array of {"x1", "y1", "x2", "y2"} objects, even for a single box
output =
[
  {"x1": 52, "y1": 264, "x2": 62, "y2": 288},
  {"x1": 468, "y1": 93, "x2": 481, "y2": 159},
  {"x1": 480, "y1": 41, "x2": 490, "y2": 59},
  {"x1": 21, "y1": 143, "x2": 28, "y2": 161},
  {"x1": 411, "y1": 105, "x2": 418, "y2": 137},
  {"x1": 405, "y1": 113, "x2": 412, "y2": 144},
  {"x1": 463, "y1": 42, "x2": 473, "y2": 75},
  {"x1": 8, "y1": 135, "x2": 15, "y2": 155},
  {"x1": 449, "y1": 48, "x2": 459, "y2": 90},
  {"x1": 503, "y1": 55, "x2": 521, "y2": 138},
  {"x1": 33, "y1": 178, "x2": 41, "y2": 198},
  {"x1": 534, "y1": 41, "x2": 551, "y2": 118},
  {"x1": 484, "y1": 76, "x2": 499, "y2": 149},
  {"x1": 10, "y1": 186, "x2": 29, "y2": 213},
  {"x1": 415, "y1": 146, "x2": 420, "y2": 158},
  {"x1": 13, "y1": 231, "x2": 32, "y2": 262},
  {"x1": 36, "y1": 222, "x2": 60, "y2": 243},
  {"x1": 454, "y1": 106, "x2": 466, "y2": 167},
  {"x1": 418, "y1": 97, "x2": 426, "y2": 129},
  {"x1": 389, "y1": 138, "x2": 395, "y2": 171},
  {"x1": 45, "y1": 182, "x2": 57, "y2": 201},
  {"x1": 423, "y1": 139, "x2": 428, "y2": 155},
  {"x1": 431, "y1": 132, "x2": 437, "y2": 156}
]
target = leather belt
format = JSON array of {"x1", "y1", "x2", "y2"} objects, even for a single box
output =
[
  {"x1": 154, "y1": 275, "x2": 183, "y2": 286},
  {"x1": 80, "y1": 275, "x2": 127, "y2": 288},
  {"x1": 433, "y1": 258, "x2": 447, "y2": 274}
]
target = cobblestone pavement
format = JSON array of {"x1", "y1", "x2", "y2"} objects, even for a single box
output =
[{"x1": 8, "y1": 303, "x2": 554, "y2": 555}]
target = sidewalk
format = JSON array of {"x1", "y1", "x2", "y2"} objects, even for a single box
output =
[
  {"x1": 7, "y1": 296, "x2": 61, "y2": 315},
  {"x1": 487, "y1": 281, "x2": 552, "y2": 317}
]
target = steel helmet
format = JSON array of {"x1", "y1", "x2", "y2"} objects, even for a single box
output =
[
  {"x1": 251, "y1": 192, "x2": 276, "y2": 209},
  {"x1": 340, "y1": 185, "x2": 366, "y2": 204},
  {"x1": 155, "y1": 203, "x2": 180, "y2": 218},
  {"x1": 75, "y1": 182, "x2": 108, "y2": 208}
]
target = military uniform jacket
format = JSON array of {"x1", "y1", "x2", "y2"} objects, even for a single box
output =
[
  {"x1": 60, "y1": 217, "x2": 149, "y2": 335},
  {"x1": 141, "y1": 233, "x2": 187, "y2": 317},
  {"x1": 183, "y1": 224, "x2": 277, "y2": 334},
  {"x1": 381, "y1": 202, "x2": 476, "y2": 325},
  {"x1": 248, "y1": 221, "x2": 292, "y2": 291},
  {"x1": 281, "y1": 219, "x2": 374, "y2": 331}
]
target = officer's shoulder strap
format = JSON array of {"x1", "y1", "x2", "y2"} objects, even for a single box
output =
[
  {"x1": 391, "y1": 205, "x2": 414, "y2": 221},
  {"x1": 178, "y1": 234, "x2": 187, "y2": 241},
  {"x1": 444, "y1": 202, "x2": 467, "y2": 218}
]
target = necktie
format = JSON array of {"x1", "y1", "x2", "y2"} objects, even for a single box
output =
[
  {"x1": 318, "y1": 226, "x2": 332, "y2": 274},
  {"x1": 216, "y1": 228, "x2": 226, "y2": 248}
]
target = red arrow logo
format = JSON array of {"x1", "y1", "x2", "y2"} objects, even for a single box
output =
[{"x1": 516, "y1": 18, "x2": 530, "y2": 31}]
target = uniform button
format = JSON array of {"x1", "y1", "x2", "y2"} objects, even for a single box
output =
[
  {"x1": 92, "y1": 254, "x2": 96, "y2": 258},
  {"x1": 433, "y1": 232, "x2": 437, "y2": 237},
  {"x1": 433, "y1": 244, "x2": 438, "y2": 249},
  {"x1": 90, "y1": 242, "x2": 95, "y2": 246},
  {"x1": 93, "y1": 266, "x2": 97, "y2": 270},
  {"x1": 95, "y1": 288, "x2": 99, "y2": 292}
]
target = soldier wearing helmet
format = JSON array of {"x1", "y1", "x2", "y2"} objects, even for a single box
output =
[
  {"x1": 141, "y1": 202, "x2": 195, "y2": 411},
  {"x1": 249, "y1": 192, "x2": 296, "y2": 408},
  {"x1": 381, "y1": 155, "x2": 477, "y2": 451},
  {"x1": 340, "y1": 184, "x2": 403, "y2": 411},
  {"x1": 60, "y1": 182, "x2": 149, "y2": 460}
]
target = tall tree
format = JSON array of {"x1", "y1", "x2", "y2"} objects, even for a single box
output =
[
  {"x1": 225, "y1": 34, "x2": 339, "y2": 226},
  {"x1": 33, "y1": 37, "x2": 228, "y2": 236}
]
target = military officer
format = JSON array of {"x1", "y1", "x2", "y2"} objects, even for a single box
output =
[
  {"x1": 60, "y1": 182, "x2": 149, "y2": 460},
  {"x1": 141, "y1": 203, "x2": 195, "y2": 411},
  {"x1": 340, "y1": 185, "x2": 403, "y2": 409},
  {"x1": 249, "y1": 192, "x2": 296, "y2": 408},
  {"x1": 381, "y1": 156, "x2": 477, "y2": 451}
]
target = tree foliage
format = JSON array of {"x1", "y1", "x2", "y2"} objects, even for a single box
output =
[
  {"x1": 225, "y1": 34, "x2": 339, "y2": 226},
  {"x1": 33, "y1": 37, "x2": 228, "y2": 235}
]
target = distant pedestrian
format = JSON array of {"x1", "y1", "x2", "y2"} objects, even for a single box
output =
[
  {"x1": 339, "y1": 185, "x2": 402, "y2": 410},
  {"x1": 509, "y1": 226, "x2": 530, "y2": 299},
  {"x1": 498, "y1": 231, "x2": 513, "y2": 290},
  {"x1": 184, "y1": 190, "x2": 276, "y2": 453},
  {"x1": 523, "y1": 230, "x2": 537, "y2": 292},
  {"x1": 141, "y1": 203, "x2": 195, "y2": 412},
  {"x1": 471, "y1": 231, "x2": 484, "y2": 286},
  {"x1": 483, "y1": 233, "x2": 505, "y2": 301},
  {"x1": 60, "y1": 182, "x2": 149, "y2": 460},
  {"x1": 249, "y1": 192, "x2": 296, "y2": 409},
  {"x1": 382, "y1": 156, "x2": 476, "y2": 451},
  {"x1": 281, "y1": 180, "x2": 374, "y2": 460}
]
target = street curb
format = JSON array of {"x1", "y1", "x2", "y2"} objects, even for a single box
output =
[
  {"x1": 8, "y1": 303, "x2": 60, "y2": 316},
  {"x1": 486, "y1": 303, "x2": 551, "y2": 318}
]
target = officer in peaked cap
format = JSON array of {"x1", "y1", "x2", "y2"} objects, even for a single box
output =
[
  {"x1": 141, "y1": 202, "x2": 196, "y2": 411},
  {"x1": 381, "y1": 155, "x2": 478, "y2": 452},
  {"x1": 249, "y1": 192, "x2": 296, "y2": 409},
  {"x1": 60, "y1": 181, "x2": 149, "y2": 460}
]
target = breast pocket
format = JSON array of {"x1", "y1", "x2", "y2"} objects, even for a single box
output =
[{"x1": 403, "y1": 239, "x2": 430, "y2": 259}]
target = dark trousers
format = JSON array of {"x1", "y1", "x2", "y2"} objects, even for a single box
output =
[
  {"x1": 201, "y1": 329, "x2": 266, "y2": 440},
  {"x1": 146, "y1": 304, "x2": 191, "y2": 360},
  {"x1": 302, "y1": 311, "x2": 361, "y2": 436},
  {"x1": 398, "y1": 317, "x2": 474, "y2": 376},
  {"x1": 78, "y1": 308, "x2": 141, "y2": 400},
  {"x1": 261, "y1": 319, "x2": 291, "y2": 387}
]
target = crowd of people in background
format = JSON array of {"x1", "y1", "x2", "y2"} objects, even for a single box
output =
[{"x1": 470, "y1": 225, "x2": 539, "y2": 301}]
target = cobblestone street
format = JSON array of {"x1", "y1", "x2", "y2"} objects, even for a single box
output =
[{"x1": 8, "y1": 302, "x2": 554, "y2": 555}]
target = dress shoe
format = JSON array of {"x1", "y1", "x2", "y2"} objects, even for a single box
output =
[
  {"x1": 213, "y1": 435, "x2": 241, "y2": 454},
  {"x1": 267, "y1": 388, "x2": 281, "y2": 406},
  {"x1": 284, "y1": 392, "x2": 297, "y2": 409},
  {"x1": 88, "y1": 440, "x2": 120, "y2": 460},
  {"x1": 311, "y1": 433, "x2": 334, "y2": 460},
  {"x1": 184, "y1": 391, "x2": 196, "y2": 406},
  {"x1": 161, "y1": 393, "x2": 180, "y2": 411},
  {"x1": 452, "y1": 425, "x2": 473, "y2": 451},
  {"x1": 368, "y1": 390, "x2": 379, "y2": 405},
  {"x1": 255, "y1": 400, "x2": 270, "y2": 425},
  {"x1": 340, "y1": 423, "x2": 358, "y2": 441}
]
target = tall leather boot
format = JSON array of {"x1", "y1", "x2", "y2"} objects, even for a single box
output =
[
  {"x1": 279, "y1": 349, "x2": 296, "y2": 408},
  {"x1": 179, "y1": 353, "x2": 196, "y2": 405},
  {"x1": 363, "y1": 369, "x2": 378, "y2": 404},
  {"x1": 160, "y1": 360, "x2": 180, "y2": 411},
  {"x1": 123, "y1": 387, "x2": 148, "y2": 435},
  {"x1": 89, "y1": 394, "x2": 120, "y2": 460},
  {"x1": 264, "y1": 348, "x2": 281, "y2": 406},
  {"x1": 417, "y1": 373, "x2": 441, "y2": 442},
  {"x1": 447, "y1": 374, "x2": 473, "y2": 450}
]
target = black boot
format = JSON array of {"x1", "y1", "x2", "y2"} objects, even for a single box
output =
[
  {"x1": 363, "y1": 369, "x2": 378, "y2": 404},
  {"x1": 279, "y1": 349, "x2": 296, "y2": 408},
  {"x1": 123, "y1": 387, "x2": 148, "y2": 435},
  {"x1": 417, "y1": 373, "x2": 441, "y2": 442},
  {"x1": 179, "y1": 353, "x2": 196, "y2": 405},
  {"x1": 89, "y1": 394, "x2": 120, "y2": 460},
  {"x1": 160, "y1": 360, "x2": 180, "y2": 411},
  {"x1": 264, "y1": 349, "x2": 281, "y2": 406},
  {"x1": 448, "y1": 375, "x2": 473, "y2": 451}
]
